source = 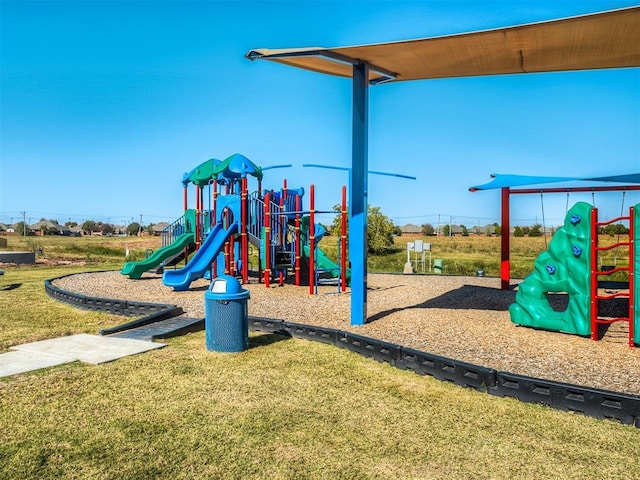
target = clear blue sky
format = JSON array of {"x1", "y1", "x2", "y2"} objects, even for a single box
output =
[{"x1": 1, "y1": 0, "x2": 638, "y2": 229}]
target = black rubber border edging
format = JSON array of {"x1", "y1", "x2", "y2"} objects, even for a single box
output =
[
  {"x1": 45, "y1": 273, "x2": 183, "y2": 334},
  {"x1": 47, "y1": 273, "x2": 640, "y2": 428},
  {"x1": 251, "y1": 322, "x2": 640, "y2": 428}
]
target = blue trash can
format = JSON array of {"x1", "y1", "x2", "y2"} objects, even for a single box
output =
[{"x1": 204, "y1": 275, "x2": 250, "y2": 352}]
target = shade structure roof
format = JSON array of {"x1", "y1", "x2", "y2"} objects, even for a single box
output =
[
  {"x1": 469, "y1": 173, "x2": 640, "y2": 191},
  {"x1": 246, "y1": 6, "x2": 640, "y2": 84}
]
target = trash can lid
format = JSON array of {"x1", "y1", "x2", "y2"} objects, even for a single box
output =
[{"x1": 206, "y1": 275, "x2": 250, "y2": 300}]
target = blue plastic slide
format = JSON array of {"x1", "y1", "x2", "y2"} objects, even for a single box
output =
[{"x1": 163, "y1": 222, "x2": 238, "y2": 291}]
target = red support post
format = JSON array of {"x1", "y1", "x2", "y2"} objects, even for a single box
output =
[
  {"x1": 225, "y1": 202, "x2": 232, "y2": 275},
  {"x1": 500, "y1": 187, "x2": 510, "y2": 291},
  {"x1": 183, "y1": 185, "x2": 189, "y2": 264},
  {"x1": 183, "y1": 185, "x2": 188, "y2": 211},
  {"x1": 309, "y1": 185, "x2": 315, "y2": 295},
  {"x1": 629, "y1": 206, "x2": 635, "y2": 348},
  {"x1": 281, "y1": 179, "x2": 287, "y2": 249},
  {"x1": 195, "y1": 185, "x2": 202, "y2": 249},
  {"x1": 295, "y1": 194, "x2": 301, "y2": 286},
  {"x1": 590, "y1": 207, "x2": 599, "y2": 341},
  {"x1": 212, "y1": 182, "x2": 218, "y2": 276},
  {"x1": 264, "y1": 192, "x2": 271, "y2": 288},
  {"x1": 241, "y1": 177, "x2": 248, "y2": 284},
  {"x1": 341, "y1": 185, "x2": 347, "y2": 293}
]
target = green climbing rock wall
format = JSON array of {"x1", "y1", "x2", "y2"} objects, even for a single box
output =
[
  {"x1": 509, "y1": 202, "x2": 593, "y2": 336},
  {"x1": 634, "y1": 203, "x2": 639, "y2": 345}
]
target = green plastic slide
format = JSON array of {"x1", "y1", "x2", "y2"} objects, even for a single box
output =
[
  {"x1": 121, "y1": 232, "x2": 195, "y2": 279},
  {"x1": 303, "y1": 244, "x2": 350, "y2": 285}
]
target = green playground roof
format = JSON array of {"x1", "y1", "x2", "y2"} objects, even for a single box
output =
[{"x1": 469, "y1": 173, "x2": 640, "y2": 191}]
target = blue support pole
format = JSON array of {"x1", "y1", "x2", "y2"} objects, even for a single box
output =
[{"x1": 350, "y1": 62, "x2": 369, "y2": 326}]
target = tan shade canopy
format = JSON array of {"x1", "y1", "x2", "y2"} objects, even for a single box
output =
[{"x1": 246, "y1": 6, "x2": 640, "y2": 83}]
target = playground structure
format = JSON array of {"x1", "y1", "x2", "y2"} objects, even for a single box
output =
[
  {"x1": 121, "y1": 153, "x2": 349, "y2": 292},
  {"x1": 509, "y1": 201, "x2": 638, "y2": 347},
  {"x1": 470, "y1": 174, "x2": 640, "y2": 347}
]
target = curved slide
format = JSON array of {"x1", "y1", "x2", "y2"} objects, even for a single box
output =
[
  {"x1": 163, "y1": 222, "x2": 239, "y2": 291},
  {"x1": 121, "y1": 232, "x2": 195, "y2": 279}
]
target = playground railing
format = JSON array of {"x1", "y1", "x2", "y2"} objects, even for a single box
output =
[
  {"x1": 248, "y1": 192, "x2": 264, "y2": 243},
  {"x1": 162, "y1": 214, "x2": 188, "y2": 247}
]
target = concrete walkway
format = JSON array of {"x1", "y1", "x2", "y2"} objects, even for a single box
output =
[{"x1": 0, "y1": 334, "x2": 165, "y2": 378}]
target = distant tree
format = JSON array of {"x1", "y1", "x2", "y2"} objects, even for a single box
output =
[
  {"x1": 529, "y1": 224, "x2": 543, "y2": 237},
  {"x1": 513, "y1": 226, "x2": 524, "y2": 237},
  {"x1": 48, "y1": 219, "x2": 59, "y2": 224},
  {"x1": 82, "y1": 220, "x2": 97, "y2": 232},
  {"x1": 127, "y1": 222, "x2": 141, "y2": 236},
  {"x1": 101, "y1": 223, "x2": 115, "y2": 236},
  {"x1": 603, "y1": 223, "x2": 628, "y2": 236},
  {"x1": 493, "y1": 223, "x2": 501, "y2": 236},
  {"x1": 392, "y1": 225, "x2": 402, "y2": 236},
  {"x1": 460, "y1": 225, "x2": 469, "y2": 237},
  {"x1": 146, "y1": 224, "x2": 155, "y2": 235},
  {"x1": 331, "y1": 204, "x2": 394, "y2": 254},
  {"x1": 522, "y1": 226, "x2": 530, "y2": 236},
  {"x1": 65, "y1": 221, "x2": 78, "y2": 227},
  {"x1": 15, "y1": 221, "x2": 29, "y2": 236},
  {"x1": 330, "y1": 203, "x2": 344, "y2": 237},
  {"x1": 442, "y1": 224, "x2": 450, "y2": 236},
  {"x1": 367, "y1": 206, "x2": 394, "y2": 254},
  {"x1": 421, "y1": 223, "x2": 435, "y2": 236}
]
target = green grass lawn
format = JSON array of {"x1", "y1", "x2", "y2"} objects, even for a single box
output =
[{"x1": 1, "y1": 255, "x2": 639, "y2": 478}]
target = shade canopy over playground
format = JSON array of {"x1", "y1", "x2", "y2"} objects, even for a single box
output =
[
  {"x1": 470, "y1": 174, "x2": 640, "y2": 191},
  {"x1": 246, "y1": 6, "x2": 640, "y2": 84},
  {"x1": 246, "y1": 6, "x2": 640, "y2": 326},
  {"x1": 470, "y1": 173, "x2": 640, "y2": 290}
]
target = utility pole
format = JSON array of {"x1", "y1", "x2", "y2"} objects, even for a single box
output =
[
  {"x1": 20, "y1": 211, "x2": 26, "y2": 236},
  {"x1": 138, "y1": 214, "x2": 143, "y2": 235}
]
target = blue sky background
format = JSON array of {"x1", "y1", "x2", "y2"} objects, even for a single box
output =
[{"x1": 1, "y1": 0, "x2": 638, "y2": 230}]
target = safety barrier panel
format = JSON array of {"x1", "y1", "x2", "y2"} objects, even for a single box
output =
[
  {"x1": 249, "y1": 317, "x2": 285, "y2": 333},
  {"x1": 45, "y1": 275, "x2": 181, "y2": 319},
  {"x1": 281, "y1": 322, "x2": 340, "y2": 346},
  {"x1": 490, "y1": 372, "x2": 640, "y2": 426},
  {"x1": 399, "y1": 347, "x2": 497, "y2": 391},
  {"x1": 336, "y1": 332, "x2": 403, "y2": 366}
]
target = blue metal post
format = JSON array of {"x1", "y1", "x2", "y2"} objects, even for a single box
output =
[{"x1": 350, "y1": 62, "x2": 369, "y2": 326}]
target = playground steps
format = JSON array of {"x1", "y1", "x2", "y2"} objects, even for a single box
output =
[
  {"x1": 106, "y1": 316, "x2": 204, "y2": 342},
  {"x1": 596, "y1": 319, "x2": 633, "y2": 345},
  {"x1": 590, "y1": 206, "x2": 635, "y2": 347}
]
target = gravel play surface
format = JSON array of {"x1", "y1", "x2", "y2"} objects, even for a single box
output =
[{"x1": 53, "y1": 271, "x2": 640, "y2": 396}]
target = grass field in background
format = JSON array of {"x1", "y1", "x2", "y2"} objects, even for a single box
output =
[
  {"x1": 2, "y1": 232, "x2": 630, "y2": 280},
  {"x1": 1, "y1": 265, "x2": 639, "y2": 479}
]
